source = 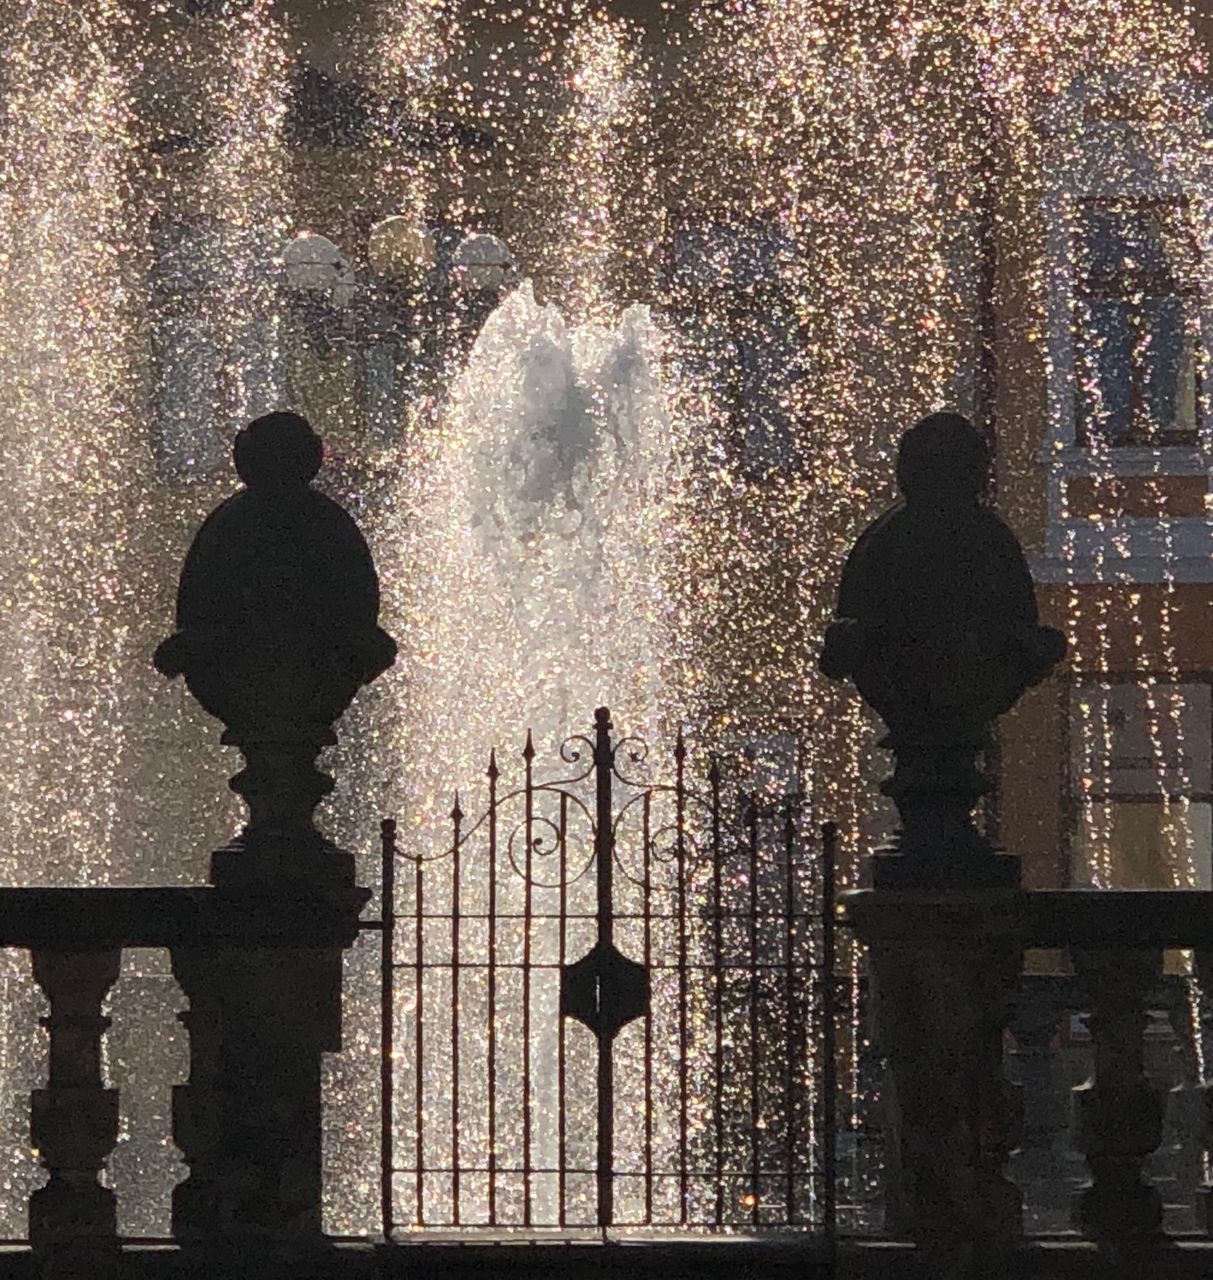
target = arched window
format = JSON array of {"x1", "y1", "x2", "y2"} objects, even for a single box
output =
[
  {"x1": 666, "y1": 220, "x2": 801, "y2": 478},
  {"x1": 150, "y1": 206, "x2": 284, "y2": 480},
  {"x1": 149, "y1": 212, "x2": 226, "y2": 480}
]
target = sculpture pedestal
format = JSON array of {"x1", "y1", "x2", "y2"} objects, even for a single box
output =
[
  {"x1": 872, "y1": 736, "x2": 1021, "y2": 891},
  {"x1": 843, "y1": 890, "x2": 1023, "y2": 1278},
  {"x1": 171, "y1": 868, "x2": 369, "y2": 1245},
  {"x1": 871, "y1": 847, "x2": 1020, "y2": 890},
  {"x1": 210, "y1": 836, "x2": 356, "y2": 894},
  {"x1": 211, "y1": 725, "x2": 357, "y2": 893}
]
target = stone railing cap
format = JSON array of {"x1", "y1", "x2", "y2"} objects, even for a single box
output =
[
  {"x1": 839, "y1": 887, "x2": 1213, "y2": 950},
  {"x1": 0, "y1": 886, "x2": 372, "y2": 952}
]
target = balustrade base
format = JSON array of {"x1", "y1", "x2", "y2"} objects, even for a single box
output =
[
  {"x1": 28, "y1": 1180, "x2": 117, "y2": 1258},
  {"x1": 1, "y1": 1238, "x2": 1213, "y2": 1280},
  {"x1": 1074, "y1": 1178, "x2": 1165, "y2": 1249},
  {"x1": 1199, "y1": 1185, "x2": 1213, "y2": 1238}
]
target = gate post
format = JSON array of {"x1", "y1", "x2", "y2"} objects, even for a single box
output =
[
  {"x1": 594, "y1": 707, "x2": 615, "y2": 1229},
  {"x1": 559, "y1": 707, "x2": 650, "y2": 1232}
]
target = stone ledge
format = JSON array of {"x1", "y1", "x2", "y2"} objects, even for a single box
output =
[
  {"x1": 0, "y1": 886, "x2": 370, "y2": 952},
  {"x1": 839, "y1": 888, "x2": 1213, "y2": 950},
  {"x1": 4, "y1": 1238, "x2": 1213, "y2": 1280}
]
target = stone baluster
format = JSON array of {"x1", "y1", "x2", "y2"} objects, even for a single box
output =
[
  {"x1": 1190, "y1": 950, "x2": 1213, "y2": 1235},
  {"x1": 170, "y1": 948, "x2": 231, "y2": 1241},
  {"x1": 1010, "y1": 978, "x2": 1068, "y2": 1151},
  {"x1": 29, "y1": 948, "x2": 122, "y2": 1263},
  {"x1": 1070, "y1": 946, "x2": 1166, "y2": 1254},
  {"x1": 1156, "y1": 977, "x2": 1202, "y2": 1228},
  {"x1": 1008, "y1": 975, "x2": 1084, "y2": 1229}
]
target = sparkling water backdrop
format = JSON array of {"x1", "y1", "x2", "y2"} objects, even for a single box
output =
[{"x1": 0, "y1": 0, "x2": 1208, "y2": 1237}]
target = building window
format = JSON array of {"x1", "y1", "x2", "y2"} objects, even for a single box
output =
[
  {"x1": 151, "y1": 213, "x2": 285, "y2": 479},
  {"x1": 150, "y1": 214, "x2": 227, "y2": 480},
  {"x1": 1073, "y1": 199, "x2": 1202, "y2": 448},
  {"x1": 667, "y1": 221, "x2": 801, "y2": 477},
  {"x1": 1069, "y1": 681, "x2": 1212, "y2": 888}
]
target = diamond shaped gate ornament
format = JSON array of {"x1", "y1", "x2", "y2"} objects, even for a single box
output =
[
  {"x1": 556, "y1": 707, "x2": 654, "y2": 1229},
  {"x1": 560, "y1": 939, "x2": 649, "y2": 1040}
]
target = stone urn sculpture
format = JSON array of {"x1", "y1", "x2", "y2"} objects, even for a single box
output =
[
  {"x1": 155, "y1": 411, "x2": 397, "y2": 888},
  {"x1": 820, "y1": 411, "x2": 1064, "y2": 889}
]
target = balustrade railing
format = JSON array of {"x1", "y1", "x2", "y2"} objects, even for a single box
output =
[
  {"x1": 12, "y1": 873, "x2": 1213, "y2": 1276},
  {"x1": 0, "y1": 883, "x2": 367, "y2": 1268},
  {"x1": 841, "y1": 887, "x2": 1213, "y2": 1269},
  {"x1": 1006, "y1": 968, "x2": 1207, "y2": 1237}
]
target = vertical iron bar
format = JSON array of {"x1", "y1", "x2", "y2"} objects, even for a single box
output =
[
  {"x1": 415, "y1": 827, "x2": 425, "y2": 1225},
  {"x1": 380, "y1": 817, "x2": 396, "y2": 1242},
  {"x1": 558, "y1": 789, "x2": 569, "y2": 1228},
  {"x1": 675, "y1": 730, "x2": 689, "y2": 1225},
  {"x1": 450, "y1": 794, "x2": 463, "y2": 1226},
  {"x1": 821, "y1": 822, "x2": 839, "y2": 1259},
  {"x1": 783, "y1": 798, "x2": 798, "y2": 1225},
  {"x1": 523, "y1": 731, "x2": 535, "y2": 1228},
  {"x1": 593, "y1": 706, "x2": 616, "y2": 1233},
  {"x1": 642, "y1": 790, "x2": 654, "y2": 1226},
  {"x1": 710, "y1": 758, "x2": 724, "y2": 1225},
  {"x1": 747, "y1": 793, "x2": 761, "y2": 1227},
  {"x1": 487, "y1": 750, "x2": 500, "y2": 1227}
]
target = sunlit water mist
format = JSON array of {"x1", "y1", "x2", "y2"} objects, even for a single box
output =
[
  {"x1": 0, "y1": 2, "x2": 141, "y2": 881},
  {"x1": 0, "y1": 0, "x2": 155, "y2": 1233},
  {"x1": 367, "y1": 279, "x2": 681, "y2": 1227},
  {"x1": 392, "y1": 280, "x2": 678, "y2": 844},
  {"x1": 198, "y1": 0, "x2": 289, "y2": 431},
  {"x1": 0, "y1": 0, "x2": 1208, "y2": 1243}
]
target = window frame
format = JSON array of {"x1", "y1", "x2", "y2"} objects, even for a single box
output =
[
  {"x1": 1065, "y1": 672, "x2": 1213, "y2": 889},
  {"x1": 1033, "y1": 73, "x2": 1213, "y2": 585},
  {"x1": 1071, "y1": 195, "x2": 1203, "y2": 450},
  {"x1": 147, "y1": 209, "x2": 229, "y2": 482},
  {"x1": 662, "y1": 218, "x2": 806, "y2": 481}
]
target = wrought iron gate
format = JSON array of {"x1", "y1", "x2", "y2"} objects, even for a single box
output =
[{"x1": 377, "y1": 707, "x2": 839, "y2": 1240}]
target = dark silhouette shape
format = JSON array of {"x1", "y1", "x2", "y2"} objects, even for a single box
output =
[
  {"x1": 156, "y1": 411, "x2": 396, "y2": 882},
  {"x1": 820, "y1": 411, "x2": 1065, "y2": 888}
]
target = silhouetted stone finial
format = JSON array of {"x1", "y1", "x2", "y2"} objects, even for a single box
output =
[
  {"x1": 155, "y1": 412, "x2": 397, "y2": 886},
  {"x1": 232, "y1": 410, "x2": 323, "y2": 490},
  {"x1": 895, "y1": 410, "x2": 988, "y2": 499},
  {"x1": 820, "y1": 411, "x2": 1065, "y2": 889}
]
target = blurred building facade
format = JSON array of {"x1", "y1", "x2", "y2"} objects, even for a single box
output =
[{"x1": 40, "y1": 0, "x2": 1213, "y2": 888}]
